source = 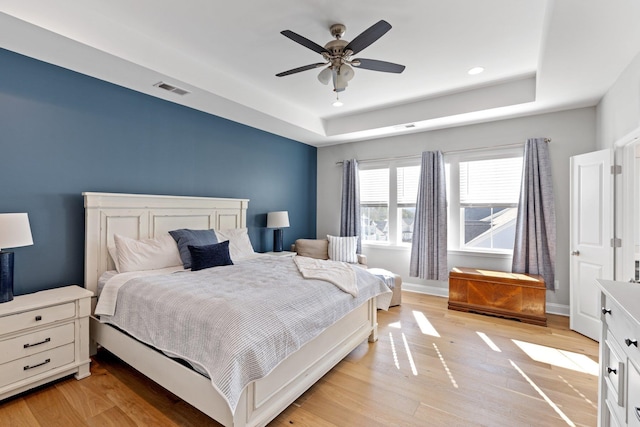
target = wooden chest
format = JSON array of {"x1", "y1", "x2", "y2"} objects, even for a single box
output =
[{"x1": 448, "y1": 267, "x2": 547, "y2": 326}]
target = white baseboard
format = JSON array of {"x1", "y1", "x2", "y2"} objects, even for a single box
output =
[
  {"x1": 545, "y1": 302, "x2": 569, "y2": 317},
  {"x1": 402, "y1": 282, "x2": 570, "y2": 317},
  {"x1": 402, "y1": 282, "x2": 449, "y2": 297}
]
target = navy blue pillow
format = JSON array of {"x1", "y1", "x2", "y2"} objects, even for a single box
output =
[
  {"x1": 188, "y1": 241, "x2": 233, "y2": 271},
  {"x1": 169, "y1": 229, "x2": 218, "y2": 269}
]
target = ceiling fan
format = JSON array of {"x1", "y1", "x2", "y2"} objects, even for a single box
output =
[{"x1": 276, "y1": 20, "x2": 405, "y2": 98}]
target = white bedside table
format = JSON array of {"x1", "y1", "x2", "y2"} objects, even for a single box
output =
[
  {"x1": 263, "y1": 251, "x2": 296, "y2": 257},
  {"x1": 0, "y1": 285, "x2": 93, "y2": 401}
]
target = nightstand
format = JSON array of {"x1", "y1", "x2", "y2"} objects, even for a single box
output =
[
  {"x1": 0, "y1": 285, "x2": 93, "y2": 400},
  {"x1": 263, "y1": 251, "x2": 296, "y2": 257}
]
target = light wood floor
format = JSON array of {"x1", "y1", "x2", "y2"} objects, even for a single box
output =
[{"x1": 0, "y1": 292, "x2": 599, "y2": 426}]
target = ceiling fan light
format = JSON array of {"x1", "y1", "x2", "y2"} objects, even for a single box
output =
[
  {"x1": 339, "y1": 64, "x2": 354, "y2": 81},
  {"x1": 318, "y1": 67, "x2": 332, "y2": 85},
  {"x1": 335, "y1": 73, "x2": 349, "y2": 91}
]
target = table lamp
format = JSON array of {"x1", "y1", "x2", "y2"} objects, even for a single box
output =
[
  {"x1": 0, "y1": 213, "x2": 34, "y2": 303},
  {"x1": 267, "y1": 211, "x2": 289, "y2": 252}
]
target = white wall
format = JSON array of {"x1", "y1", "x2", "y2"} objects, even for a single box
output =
[
  {"x1": 318, "y1": 107, "x2": 597, "y2": 310},
  {"x1": 597, "y1": 50, "x2": 640, "y2": 150},
  {"x1": 597, "y1": 49, "x2": 640, "y2": 284}
]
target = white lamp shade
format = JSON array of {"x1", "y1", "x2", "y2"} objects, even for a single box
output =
[
  {"x1": 0, "y1": 213, "x2": 33, "y2": 250},
  {"x1": 267, "y1": 211, "x2": 290, "y2": 228},
  {"x1": 317, "y1": 67, "x2": 332, "y2": 85},
  {"x1": 339, "y1": 64, "x2": 354, "y2": 82}
]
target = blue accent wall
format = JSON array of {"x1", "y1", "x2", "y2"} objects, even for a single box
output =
[{"x1": 0, "y1": 48, "x2": 317, "y2": 295}]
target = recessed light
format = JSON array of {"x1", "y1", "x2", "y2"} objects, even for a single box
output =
[{"x1": 468, "y1": 66, "x2": 484, "y2": 75}]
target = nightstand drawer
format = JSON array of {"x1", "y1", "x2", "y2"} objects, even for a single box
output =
[
  {"x1": 0, "y1": 343, "x2": 75, "y2": 388},
  {"x1": 0, "y1": 323, "x2": 75, "y2": 365},
  {"x1": 0, "y1": 302, "x2": 75, "y2": 336},
  {"x1": 0, "y1": 286, "x2": 92, "y2": 401}
]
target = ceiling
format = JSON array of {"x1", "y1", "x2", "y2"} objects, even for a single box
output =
[{"x1": 1, "y1": 0, "x2": 640, "y2": 146}]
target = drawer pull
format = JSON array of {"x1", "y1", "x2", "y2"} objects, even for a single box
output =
[
  {"x1": 23, "y1": 337, "x2": 51, "y2": 349},
  {"x1": 636, "y1": 407, "x2": 640, "y2": 422},
  {"x1": 602, "y1": 307, "x2": 612, "y2": 315},
  {"x1": 625, "y1": 338, "x2": 638, "y2": 347},
  {"x1": 35, "y1": 315, "x2": 42, "y2": 321},
  {"x1": 608, "y1": 367, "x2": 617, "y2": 375},
  {"x1": 23, "y1": 358, "x2": 50, "y2": 371}
]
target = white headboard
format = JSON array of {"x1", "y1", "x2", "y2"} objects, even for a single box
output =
[{"x1": 83, "y1": 192, "x2": 249, "y2": 295}]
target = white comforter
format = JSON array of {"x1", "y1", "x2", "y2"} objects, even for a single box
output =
[{"x1": 97, "y1": 256, "x2": 392, "y2": 412}]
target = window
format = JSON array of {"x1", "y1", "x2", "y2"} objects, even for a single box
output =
[
  {"x1": 359, "y1": 162, "x2": 420, "y2": 245},
  {"x1": 447, "y1": 148, "x2": 523, "y2": 253},
  {"x1": 360, "y1": 168, "x2": 389, "y2": 242},
  {"x1": 397, "y1": 165, "x2": 420, "y2": 243}
]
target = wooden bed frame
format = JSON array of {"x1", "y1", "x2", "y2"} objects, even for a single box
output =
[{"x1": 83, "y1": 192, "x2": 379, "y2": 427}]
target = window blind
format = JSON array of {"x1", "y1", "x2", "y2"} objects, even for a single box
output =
[
  {"x1": 359, "y1": 168, "x2": 389, "y2": 204},
  {"x1": 460, "y1": 157, "x2": 522, "y2": 205},
  {"x1": 397, "y1": 165, "x2": 420, "y2": 205}
]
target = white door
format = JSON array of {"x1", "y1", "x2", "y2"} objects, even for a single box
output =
[{"x1": 570, "y1": 149, "x2": 614, "y2": 341}]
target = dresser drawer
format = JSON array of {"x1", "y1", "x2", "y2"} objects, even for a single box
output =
[
  {"x1": 0, "y1": 302, "x2": 75, "y2": 336},
  {"x1": 628, "y1": 360, "x2": 640, "y2": 426},
  {"x1": 604, "y1": 336, "x2": 625, "y2": 403},
  {"x1": 603, "y1": 295, "x2": 637, "y2": 344},
  {"x1": 605, "y1": 379, "x2": 627, "y2": 426},
  {"x1": 0, "y1": 323, "x2": 74, "y2": 365},
  {"x1": 606, "y1": 399, "x2": 624, "y2": 427},
  {"x1": 0, "y1": 343, "x2": 75, "y2": 388}
]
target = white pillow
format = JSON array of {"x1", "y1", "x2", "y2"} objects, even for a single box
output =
[
  {"x1": 114, "y1": 234, "x2": 182, "y2": 273},
  {"x1": 327, "y1": 235, "x2": 358, "y2": 263},
  {"x1": 107, "y1": 245, "x2": 121, "y2": 273},
  {"x1": 214, "y1": 228, "x2": 255, "y2": 262}
]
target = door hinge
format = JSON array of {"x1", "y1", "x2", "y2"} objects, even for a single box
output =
[
  {"x1": 611, "y1": 237, "x2": 622, "y2": 248},
  {"x1": 611, "y1": 165, "x2": 622, "y2": 175}
]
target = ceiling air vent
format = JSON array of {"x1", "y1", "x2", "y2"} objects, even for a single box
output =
[
  {"x1": 392, "y1": 123, "x2": 417, "y2": 131},
  {"x1": 154, "y1": 81, "x2": 190, "y2": 96}
]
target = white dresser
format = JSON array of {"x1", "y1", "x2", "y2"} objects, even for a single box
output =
[
  {"x1": 0, "y1": 285, "x2": 93, "y2": 400},
  {"x1": 597, "y1": 279, "x2": 640, "y2": 426}
]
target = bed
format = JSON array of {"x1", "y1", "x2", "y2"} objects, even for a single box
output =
[{"x1": 84, "y1": 192, "x2": 391, "y2": 427}]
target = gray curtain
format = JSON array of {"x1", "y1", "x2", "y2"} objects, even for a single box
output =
[
  {"x1": 340, "y1": 159, "x2": 361, "y2": 253},
  {"x1": 512, "y1": 138, "x2": 556, "y2": 290},
  {"x1": 410, "y1": 151, "x2": 448, "y2": 280}
]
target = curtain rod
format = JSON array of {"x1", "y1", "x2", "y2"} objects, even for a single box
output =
[{"x1": 335, "y1": 138, "x2": 551, "y2": 165}]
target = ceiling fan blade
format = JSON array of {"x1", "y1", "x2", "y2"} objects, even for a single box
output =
[
  {"x1": 344, "y1": 20, "x2": 392, "y2": 55},
  {"x1": 276, "y1": 63, "x2": 327, "y2": 77},
  {"x1": 353, "y1": 58, "x2": 405, "y2": 73},
  {"x1": 281, "y1": 30, "x2": 329, "y2": 55}
]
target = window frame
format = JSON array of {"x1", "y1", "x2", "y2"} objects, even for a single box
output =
[
  {"x1": 359, "y1": 158, "x2": 421, "y2": 248},
  {"x1": 446, "y1": 146, "x2": 523, "y2": 255}
]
